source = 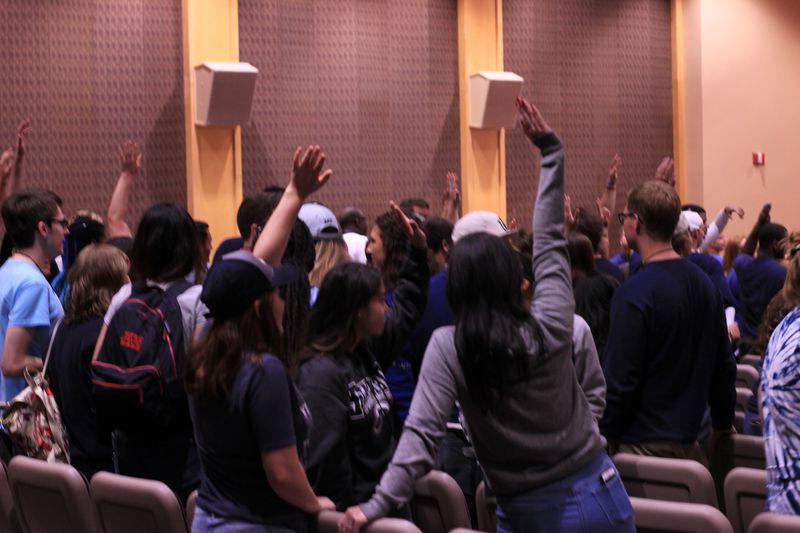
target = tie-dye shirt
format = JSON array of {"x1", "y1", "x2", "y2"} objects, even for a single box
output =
[{"x1": 762, "y1": 306, "x2": 800, "y2": 514}]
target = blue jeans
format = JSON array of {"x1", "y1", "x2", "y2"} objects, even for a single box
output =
[
  {"x1": 192, "y1": 506, "x2": 297, "y2": 533},
  {"x1": 496, "y1": 453, "x2": 634, "y2": 533}
]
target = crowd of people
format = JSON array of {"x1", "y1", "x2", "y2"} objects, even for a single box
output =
[{"x1": 0, "y1": 98, "x2": 797, "y2": 532}]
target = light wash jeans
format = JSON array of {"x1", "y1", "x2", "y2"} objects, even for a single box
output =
[
  {"x1": 496, "y1": 453, "x2": 635, "y2": 533},
  {"x1": 192, "y1": 506, "x2": 298, "y2": 533}
]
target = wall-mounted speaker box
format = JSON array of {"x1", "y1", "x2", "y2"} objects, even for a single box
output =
[
  {"x1": 194, "y1": 62, "x2": 258, "y2": 126},
  {"x1": 469, "y1": 71, "x2": 524, "y2": 129}
]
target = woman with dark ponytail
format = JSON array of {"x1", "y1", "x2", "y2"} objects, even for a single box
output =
[{"x1": 339, "y1": 100, "x2": 633, "y2": 533}]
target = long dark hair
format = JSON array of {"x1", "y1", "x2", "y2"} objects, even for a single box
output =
[
  {"x1": 186, "y1": 292, "x2": 283, "y2": 401},
  {"x1": 373, "y1": 211, "x2": 408, "y2": 289},
  {"x1": 447, "y1": 233, "x2": 539, "y2": 410},
  {"x1": 303, "y1": 262, "x2": 382, "y2": 360},
  {"x1": 131, "y1": 203, "x2": 202, "y2": 282},
  {"x1": 281, "y1": 219, "x2": 316, "y2": 369}
]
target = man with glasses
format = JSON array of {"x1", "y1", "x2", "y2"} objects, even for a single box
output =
[
  {"x1": 601, "y1": 180, "x2": 736, "y2": 463},
  {"x1": 0, "y1": 189, "x2": 67, "y2": 400}
]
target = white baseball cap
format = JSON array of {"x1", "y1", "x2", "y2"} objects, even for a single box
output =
[
  {"x1": 452, "y1": 211, "x2": 513, "y2": 243},
  {"x1": 298, "y1": 203, "x2": 341, "y2": 240},
  {"x1": 674, "y1": 210, "x2": 704, "y2": 235}
]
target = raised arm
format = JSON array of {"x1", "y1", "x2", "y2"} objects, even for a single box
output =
[
  {"x1": 107, "y1": 141, "x2": 141, "y2": 239},
  {"x1": 440, "y1": 171, "x2": 461, "y2": 223},
  {"x1": 253, "y1": 145, "x2": 332, "y2": 266},
  {"x1": 742, "y1": 203, "x2": 770, "y2": 256},
  {"x1": 654, "y1": 156, "x2": 675, "y2": 187},
  {"x1": 517, "y1": 97, "x2": 574, "y2": 352},
  {"x1": 700, "y1": 206, "x2": 744, "y2": 253},
  {"x1": 598, "y1": 154, "x2": 621, "y2": 218}
]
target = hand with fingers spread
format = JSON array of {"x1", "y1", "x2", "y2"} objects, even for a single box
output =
[
  {"x1": 15, "y1": 119, "x2": 30, "y2": 158},
  {"x1": 515, "y1": 97, "x2": 553, "y2": 142},
  {"x1": 289, "y1": 145, "x2": 333, "y2": 201},
  {"x1": 607, "y1": 154, "x2": 622, "y2": 189},
  {"x1": 391, "y1": 201, "x2": 426, "y2": 250},
  {"x1": 654, "y1": 156, "x2": 675, "y2": 187},
  {"x1": 338, "y1": 506, "x2": 368, "y2": 533},
  {"x1": 120, "y1": 140, "x2": 142, "y2": 175},
  {"x1": 441, "y1": 170, "x2": 461, "y2": 222}
]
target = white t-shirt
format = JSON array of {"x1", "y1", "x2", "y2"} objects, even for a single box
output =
[
  {"x1": 104, "y1": 281, "x2": 208, "y2": 354},
  {"x1": 343, "y1": 232, "x2": 368, "y2": 264}
]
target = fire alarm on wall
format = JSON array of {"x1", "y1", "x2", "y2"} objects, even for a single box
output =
[{"x1": 753, "y1": 152, "x2": 766, "y2": 166}]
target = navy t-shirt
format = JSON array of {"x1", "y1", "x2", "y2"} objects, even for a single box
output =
[
  {"x1": 189, "y1": 353, "x2": 311, "y2": 530},
  {"x1": 688, "y1": 252, "x2": 737, "y2": 308},
  {"x1": 733, "y1": 254, "x2": 787, "y2": 339},
  {"x1": 596, "y1": 257, "x2": 625, "y2": 284},
  {"x1": 47, "y1": 317, "x2": 113, "y2": 478},
  {"x1": 601, "y1": 258, "x2": 736, "y2": 443}
]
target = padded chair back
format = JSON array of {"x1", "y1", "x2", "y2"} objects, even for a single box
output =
[
  {"x1": 0, "y1": 461, "x2": 21, "y2": 533},
  {"x1": 724, "y1": 468, "x2": 767, "y2": 533},
  {"x1": 736, "y1": 365, "x2": 759, "y2": 390},
  {"x1": 475, "y1": 481, "x2": 497, "y2": 532},
  {"x1": 90, "y1": 471, "x2": 187, "y2": 533},
  {"x1": 318, "y1": 510, "x2": 422, "y2": 533},
  {"x1": 7, "y1": 456, "x2": 100, "y2": 533},
  {"x1": 185, "y1": 490, "x2": 197, "y2": 528},
  {"x1": 410, "y1": 470, "x2": 470, "y2": 533},
  {"x1": 631, "y1": 497, "x2": 733, "y2": 532},
  {"x1": 740, "y1": 355, "x2": 762, "y2": 369},
  {"x1": 613, "y1": 453, "x2": 718, "y2": 507},
  {"x1": 736, "y1": 387, "x2": 754, "y2": 412},
  {"x1": 729, "y1": 435, "x2": 766, "y2": 470},
  {"x1": 748, "y1": 511, "x2": 800, "y2": 532}
]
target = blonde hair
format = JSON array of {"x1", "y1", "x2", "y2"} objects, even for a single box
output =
[
  {"x1": 66, "y1": 244, "x2": 130, "y2": 323},
  {"x1": 309, "y1": 239, "x2": 350, "y2": 287}
]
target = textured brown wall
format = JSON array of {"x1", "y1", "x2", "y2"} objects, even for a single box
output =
[
  {"x1": 0, "y1": 0, "x2": 185, "y2": 227},
  {"x1": 239, "y1": 0, "x2": 460, "y2": 225},
  {"x1": 504, "y1": 1, "x2": 673, "y2": 237}
]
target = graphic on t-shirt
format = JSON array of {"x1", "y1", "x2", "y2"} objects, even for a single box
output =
[{"x1": 347, "y1": 368, "x2": 392, "y2": 435}]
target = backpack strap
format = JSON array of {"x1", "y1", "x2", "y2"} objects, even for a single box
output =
[{"x1": 42, "y1": 317, "x2": 64, "y2": 377}]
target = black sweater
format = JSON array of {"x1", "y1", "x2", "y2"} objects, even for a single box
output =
[{"x1": 296, "y1": 246, "x2": 429, "y2": 510}]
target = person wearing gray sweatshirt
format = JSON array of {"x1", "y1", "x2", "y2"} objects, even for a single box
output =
[{"x1": 338, "y1": 100, "x2": 634, "y2": 533}]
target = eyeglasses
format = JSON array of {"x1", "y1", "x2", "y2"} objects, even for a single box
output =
[
  {"x1": 47, "y1": 217, "x2": 69, "y2": 229},
  {"x1": 616, "y1": 212, "x2": 636, "y2": 225}
]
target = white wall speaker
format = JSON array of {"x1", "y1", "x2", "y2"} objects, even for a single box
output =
[
  {"x1": 469, "y1": 71, "x2": 524, "y2": 129},
  {"x1": 194, "y1": 62, "x2": 258, "y2": 127}
]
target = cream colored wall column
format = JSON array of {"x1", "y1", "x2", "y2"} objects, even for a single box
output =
[
  {"x1": 182, "y1": 0, "x2": 243, "y2": 249},
  {"x1": 457, "y1": 0, "x2": 506, "y2": 218}
]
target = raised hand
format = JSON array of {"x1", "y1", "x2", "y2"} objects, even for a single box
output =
[
  {"x1": 0, "y1": 148, "x2": 13, "y2": 177},
  {"x1": 390, "y1": 200, "x2": 426, "y2": 250},
  {"x1": 724, "y1": 206, "x2": 745, "y2": 219},
  {"x1": 119, "y1": 141, "x2": 142, "y2": 175},
  {"x1": 654, "y1": 156, "x2": 675, "y2": 187},
  {"x1": 442, "y1": 171, "x2": 460, "y2": 208},
  {"x1": 15, "y1": 119, "x2": 30, "y2": 158},
  {"x1": 595, "y1": 197, "x2": 611, "y2": 222},
  {"x1": 757, "y1": 203, "x2": 772, "y2": 226},
  {"x1": 564, "y1": 194, "x2": 576, "y2": 230},
  {"x1": 608, "y1": 154, "x2": 622, "y2": 188},
  {"x1": 516, "y1": 97, "x2": 553, "y2": 141},
  {"x1": 290, "y1": 145, "x2": 333, "y2": 201},
  {"x1": 338, "y1": 505, "x2": 368, "y2": 533}
]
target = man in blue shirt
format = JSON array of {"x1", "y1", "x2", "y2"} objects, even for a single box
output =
[
  {"x1": 601, "y1": 180, "x2": 736, "y2": 462},
  {"x1": 0, "y1": 190, "x2": 67, "y2": 400},
  {"x1": 733, "y1": 204, "x2": 787, "y2": 344}
]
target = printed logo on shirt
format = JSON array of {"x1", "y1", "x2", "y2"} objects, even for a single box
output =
[
  {"x1": 119, "y1": 330, "x2": 144, "y2": 352},
  {"x1": 347, "y1": 370, "x2": 393, "y2": 435}
]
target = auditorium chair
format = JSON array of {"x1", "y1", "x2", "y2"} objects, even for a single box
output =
[
  {"x1": 631, "y1": 497, "x2": 733, "y2": 532},
  {"x1": 7, "y1": 456, "x2": 100, "y2": 533},
  {"x1": 409, "y1": 470, "x2": 470, "y2": 533},
  {"x1": 740, "y1": 355, "x2": 762, "y2": 369},
  {"x1": 90, "y1": 471, "x2": 188, "y2": 533},
  {"x1": 724, "y1": 467, "x2": 767, "y2": 533},
  {"x1": 318, "y1": 510, "x2": 422, "y2": 533},
  {"x1": 475, "y1": 481, "x2": 496, "y2": 532},
  {"x1": 748, "y1": 511, "x2": 800, "y2": 532},
  {"x1": 736, "y1": 365, "x2": 759, "y2": 390},
  {"x1": 736, "y1": 387, "x2": 754, "y2": 412},
  {"x1": 0, "y1": 460, "x2": 21, "y2": 532},
  {"x1": 613, "y1": 453, "x2": 718, "y2": 507}
]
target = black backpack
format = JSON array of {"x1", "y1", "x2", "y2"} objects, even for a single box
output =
[{"x1": 91, "y1": 281, "x2": 192, "y2": 432}]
